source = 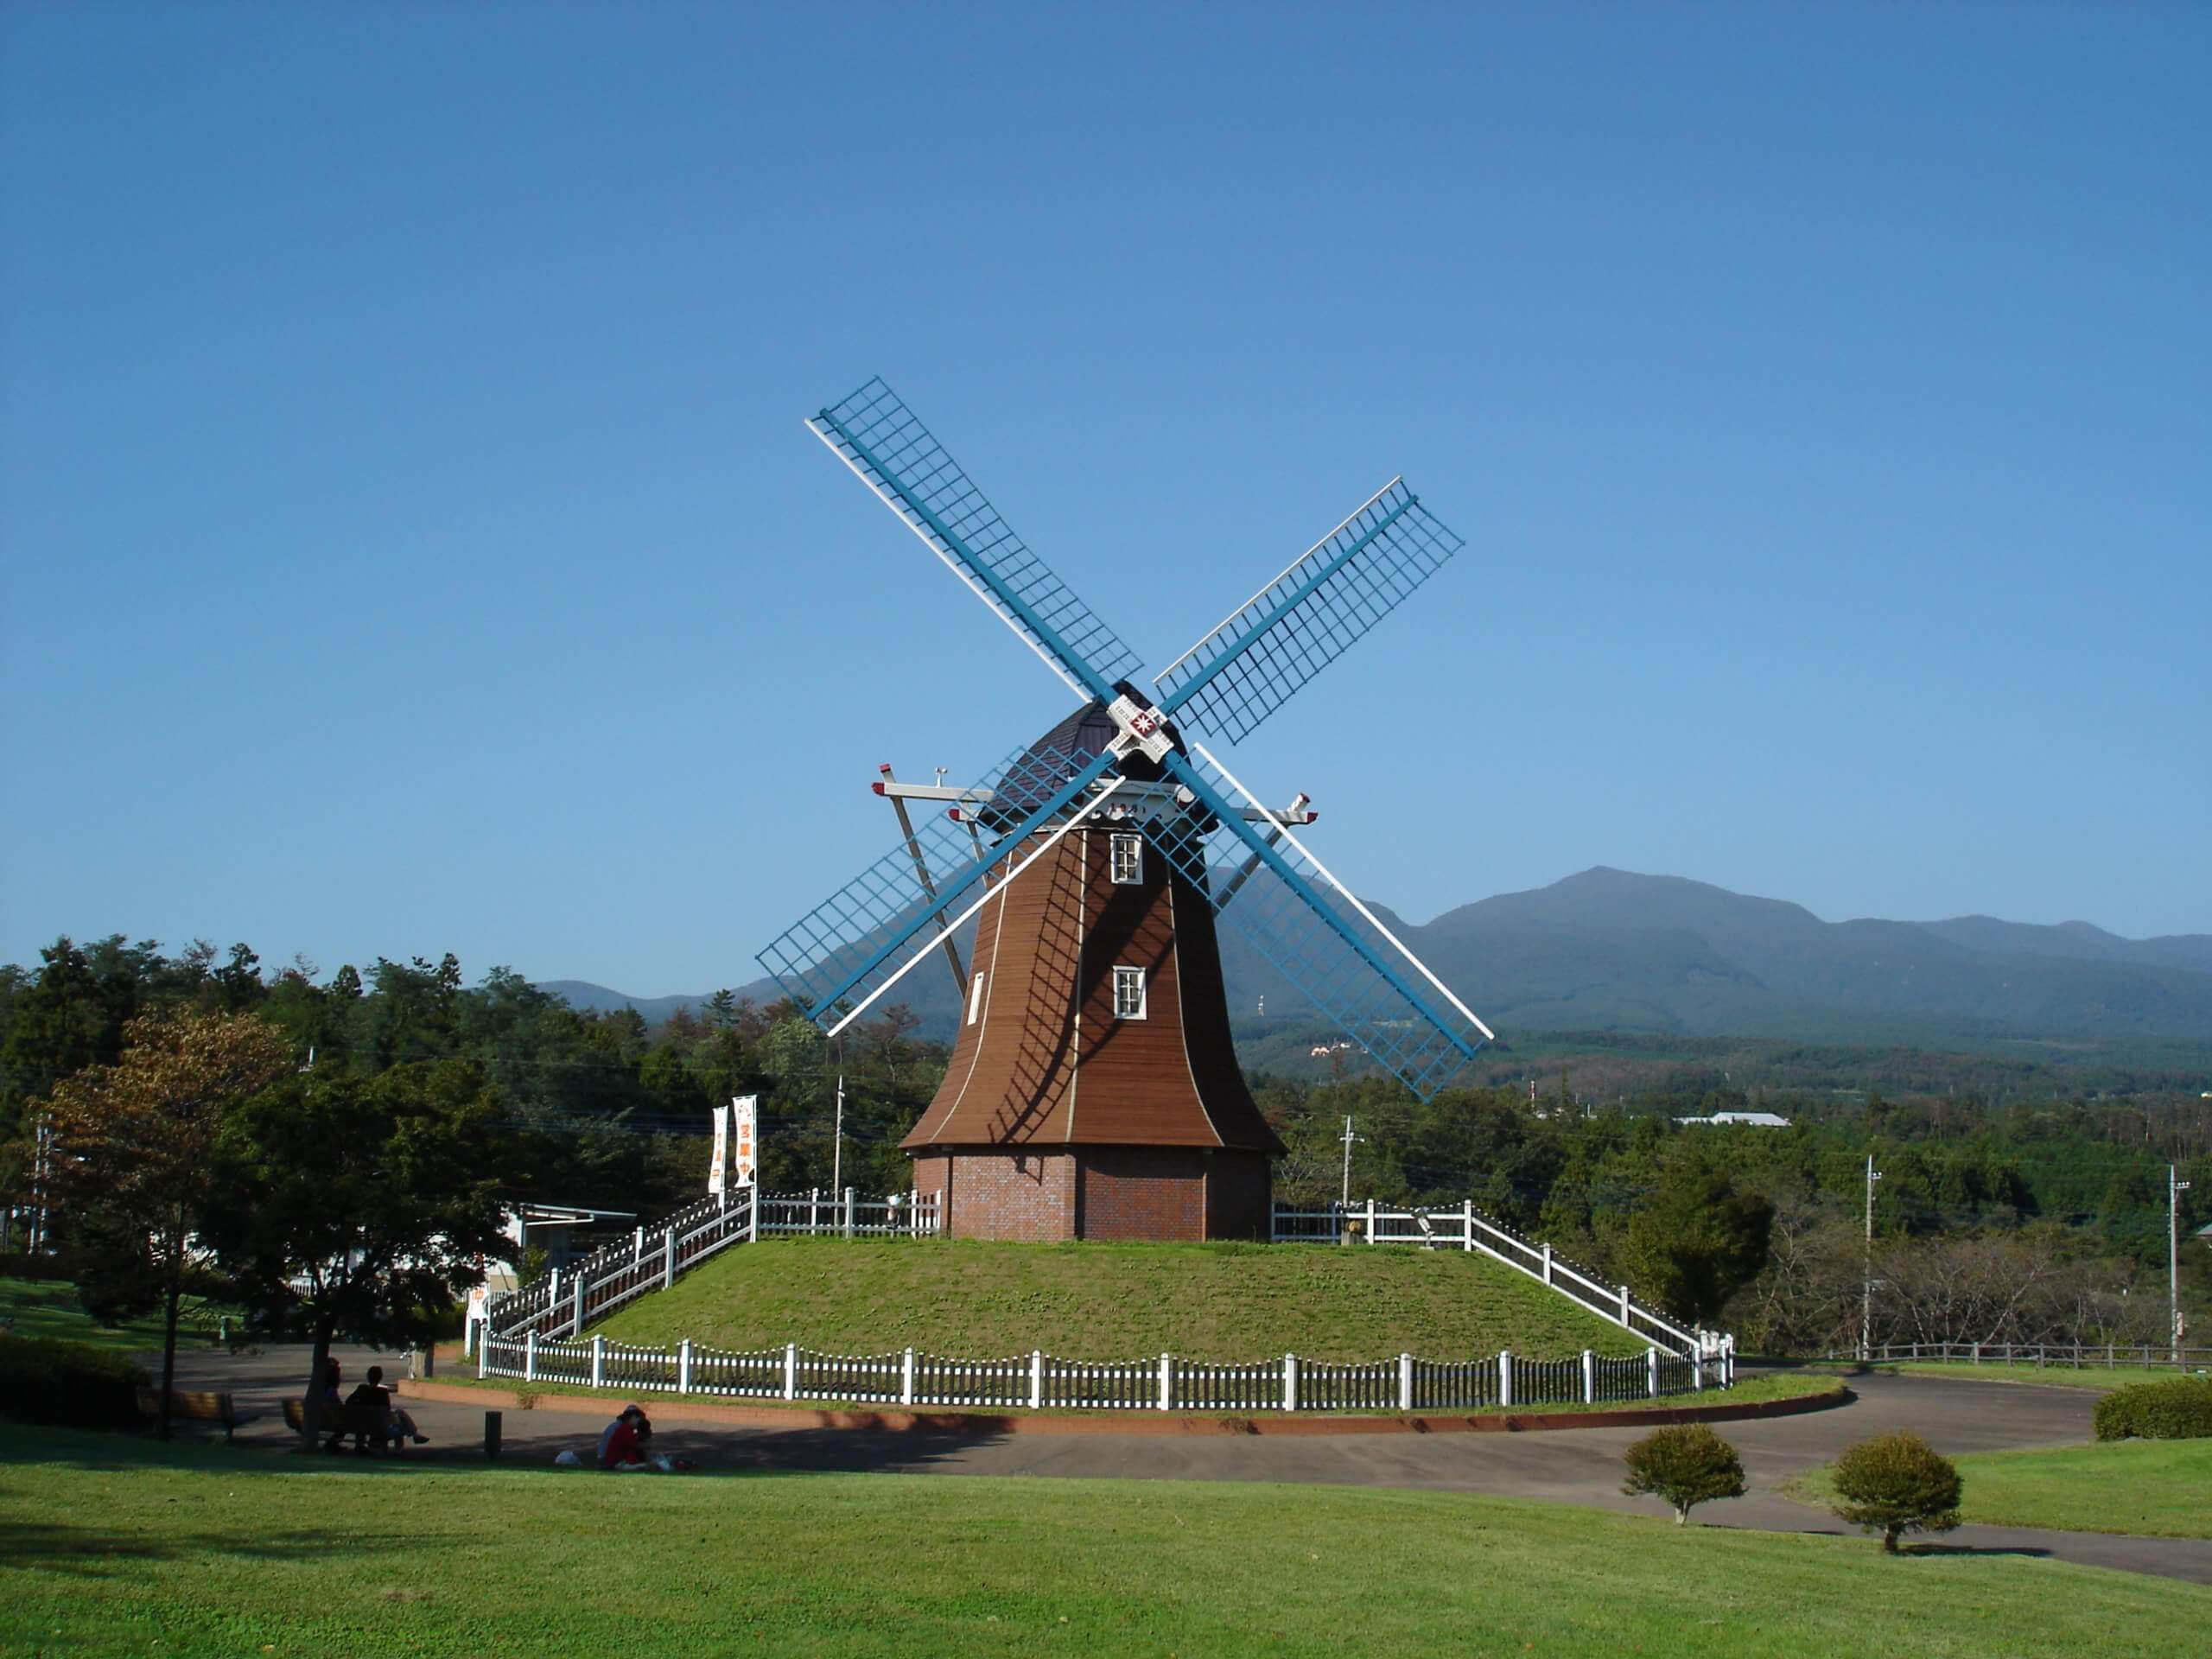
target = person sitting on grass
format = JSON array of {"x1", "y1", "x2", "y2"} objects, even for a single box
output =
[{"x1": 598, "y1": 1404, "x2": 658, "y2": 1471}]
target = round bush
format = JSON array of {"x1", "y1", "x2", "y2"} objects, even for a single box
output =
[
  {"x1": 1621, "y1": 1422, "x2": 1746, "y2": 1524},
  {"x1": 2092, "y1": 1376, "x2": 2212, "y2": 1441},
  {"x1": 1829, "y1": 1429, "x2": 1962, "y2": 1553}
]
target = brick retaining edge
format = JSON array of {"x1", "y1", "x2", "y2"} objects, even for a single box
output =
[{"x1": 397, "y1": 1376, "x2": 1848, "y2": 1438}]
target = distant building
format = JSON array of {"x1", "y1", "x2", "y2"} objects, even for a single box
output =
[{"x1": 1674, "y1": 1111, "x2": 1791, "y2": 1128}]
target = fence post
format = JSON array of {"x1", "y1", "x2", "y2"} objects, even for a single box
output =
[
  {"x1": 524, "y1": 1330, "x2": 538, "y2": 1383},
  {"x1": 571, "y1": 1276, "x2": 586, "y2": 1339},
  {"x1": 1726, "y1": 1337, "x2": 1737, "y2": 1387},
  {"x1": 1541, "y1": 1243, "x2": 1553, "y2": 1285},
  {"x1": 663, "y1": 1230, "x2": 676, "y2": 1291},
  {"x1": 747, "y1": 1187, "x2": 759, "y2": 1243},
  {"x1": 1581, "y1": 1349, "x2": 1595, "y2": 1404},
  {"x1": 901, "y1": 1347, "x2": 915, "y2": 1408},
  {"x1": 1645, "y1": 1347, "x2": 1658, "y2": 1397},
  {"x1": 1691, "y1": 1349, "x2": 1704, "y2": 1392},
  {"x1": 809, "y1": 1189, "x2": 819, "y2": 1235},
  {"x1": 1498, "y1": 1350, "x2": 1513, "y2": 1408},
  {"x1": 1158, "y1": 1352, "x2": 1173, "y2": 1413},
  {"x1": 1461, "y1": 1198, "x2": 1474, "y2": 1251},
  {"x1": 845, "y1": 1186, "x2": 857, "y2": 1239},
  {"x1": 478, "y1": 1332, "x2": 489, "y2": 1381},
  {"x1": 678, "y1": 1338, "x2": 692, "y2": 1395},
  {"x1": 1618, "y1": 1284, "x2": 1631, "y2": 1326},
  {"x1": 1029, "y1": 1350, "x2": 1043, "y2": 1411},
  {"x1": 591, "y1": 1334, "x2": 605, "y2": 1389},
  {"x1": 549, "y1": 1266, "x2": 560, "y2": 1303},
  {"x1": 782, "y1": 1342, "x2": 798, "y2": 1402},
  {"x1": 1398, "y1": 1353, "x2": 1414, "y2": 1414},
  {"x1": 1365, "y1": 1197, "x2": 1376, "y2": 1243},
  {"x1": 1284, "y1": 1352, "x2": 1299, "y2": 1413},
  {"x1": 633, "y1": 1225, "x2": 645, "y2": 1265}
]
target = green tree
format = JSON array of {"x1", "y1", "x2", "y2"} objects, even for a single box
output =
[
  {"x1": 38, "y1": 1012, "x2": 295, "y2": 1435},
  {"x1": 1618, "y1": 1157, "x2": 1776, "y2": 1325},
  {"x1": 1829, "y1": 1431, "x2": 1963, "y2": 1553},
  {"x1": 1620, "y1": 1423, "x2": 1746, "y2": 1524},
  {"x1": 201, "y1": 1060, "x2": 510, "y2": 1444}
]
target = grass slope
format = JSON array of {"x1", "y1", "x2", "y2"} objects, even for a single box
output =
[
  {"x1": 594, "y1": 1237, "x2": 1649, "y2": 1362},
  {"x1": 0, "y1": 1276, "x2": 231, "y2": 1356},
  {"x1": 1876, "y1": 1361, "x2": 2192, "y2": 1393},
  {"x1": 2, "y1": 1427, "x2": 2203, "y2": 1658}
]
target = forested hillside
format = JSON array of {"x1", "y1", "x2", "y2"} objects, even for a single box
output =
[{"x1": 5, "y1": 932, "x2": 2207, "y2": 1354}]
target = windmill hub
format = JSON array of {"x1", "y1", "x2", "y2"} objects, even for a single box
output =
[{"x1": 762, "y1": 378, "x2": 1496, "y2": 1243}]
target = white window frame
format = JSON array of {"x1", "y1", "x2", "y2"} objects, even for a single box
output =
[
  {"x1": 966, "y1": 972, "x2": 986, "y2": 1027},
  {"x1": 1112, "y1": 964, "x2": 1147, "y2": 1020},
  {"x1": 1109, "y1": 832, "x2": 1144, "y2": 885}
]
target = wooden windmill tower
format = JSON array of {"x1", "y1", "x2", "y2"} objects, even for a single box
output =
[{"x1": 760, "y1": 379, "x2": 1494, "y2": 1242}]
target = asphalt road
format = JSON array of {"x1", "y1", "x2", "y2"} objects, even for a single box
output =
[{"x1": 152, "y1": 1346, "x2": 2212, "y2": 1586}]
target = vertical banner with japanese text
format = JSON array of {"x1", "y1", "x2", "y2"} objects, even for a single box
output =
[
  {"x1": 708, "y1": 1103, "x2": 729, "y2": 1195},
  {"x1": 731, "y1": 1094, "x2": 759, "y2": 1187}
]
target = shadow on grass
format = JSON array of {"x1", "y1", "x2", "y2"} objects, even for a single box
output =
[
  {"x1": 1902, "y1": 1542, "x2": 2054, "y2": 1560},
  {"x1": 0, "y1": 1517, "x2": 417, "y2": 1573}
]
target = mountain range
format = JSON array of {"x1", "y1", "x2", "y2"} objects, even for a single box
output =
[{"x1": 540, "y1": 867, "x2": 2212, "y2": 1050}]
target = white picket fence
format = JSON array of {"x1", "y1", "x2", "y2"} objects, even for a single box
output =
[
  {"x1": 479, "y1": 1186, "x2": 940, "y2": 1346},
  {"x1": 478, "y1": 1334, "x2": 1733, "y2": 1413},
  {"x1": 1274, "y1": 1198, "x2": 1723, "y2": 1360}
]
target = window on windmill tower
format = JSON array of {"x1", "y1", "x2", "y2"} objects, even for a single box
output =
[
  {"x1": 1113, "y1": 964, "x2": 1147, "y2": 1020},
  {"x1": 1109, "y1": 832, "x2": 1143, "y2": 885}
]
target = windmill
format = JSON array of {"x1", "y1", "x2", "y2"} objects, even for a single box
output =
[{"x1": 760, "y1": 378, "x2": 1494, "y2": 1241}]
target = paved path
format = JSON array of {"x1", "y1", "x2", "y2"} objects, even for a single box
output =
[{"x1": 154, "y1": 1347, "x2": 2212, "y2": 1586}]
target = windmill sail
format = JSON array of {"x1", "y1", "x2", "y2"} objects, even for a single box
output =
[
  {"x1": 1152, "y1": 479, "x2": 1466, "y2": 744},
  {"x1": 759, "y1": 739, "x2": 1119, "y2": 1024},
  {"x1": 1147, "y1": 745, "x2": 1491, "y2": 1100},
  {"x1": 808, "y1": 378, "x2": 1141, "y2": 703}
]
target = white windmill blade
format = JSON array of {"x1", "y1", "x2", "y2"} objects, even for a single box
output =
[
  {"x1": 1192, "y1": 741, "x2": 1494, "y2": 1043},
  {"x1": 806, "y1": 377, "x2": 1141, "y2": 705},
  {"x1": 823, "y1": 775, "x2": 1131, "y2": 1039}
]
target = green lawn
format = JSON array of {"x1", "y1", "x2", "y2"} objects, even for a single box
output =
[
  {"x1": 1877, "y1": 1361, "x2": 2194, "y2": 1393},
  {"x1": 0, "y1": 1276, "x2": 232, "y2": 1356},
  {"x1": 1786, "y1": 1439, "x2": 2211, "y2": 1541},
  {"x1": 594, "y1": 1236, "x2": 1649, "y2": 1362},
  {"x1": 0, "y1": 1426, "x2": 2202, "y2": 1658}
]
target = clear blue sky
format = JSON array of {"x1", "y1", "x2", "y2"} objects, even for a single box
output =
[{"x1": 3, "y1": 3, "x2": 2207, "y2": 995}]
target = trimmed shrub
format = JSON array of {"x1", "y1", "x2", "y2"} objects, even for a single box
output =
[
  {"x1": 2093, "y1": 1376, "x2": 2212, "y2": 1441},
  {"x1": 0, "y1": 1334, "x2": 149, "y2": 1429},
  {"x1": 1830, "y1": 1430, "x2": 1962, "y2": 1553},
  {"x1": 1621, "y1": 1422, "x2": 1746, "y2": 1524}
]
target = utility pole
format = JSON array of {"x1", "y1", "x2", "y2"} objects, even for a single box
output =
[
  {"x1": 1862, "y1": 1154, "x2": 1883, "y2": 1362},
  {"x1": 1339, "y1": 1115, "x2": 1362, "y2": 1209},
  {"x1": 832, "y1": 1074, "x2": 846, "y2": 1197},
  {"x1": 2173, "y1": 1165, "x2": 2193, "y2": 1363}
]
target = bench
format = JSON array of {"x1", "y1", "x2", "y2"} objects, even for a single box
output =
[
  {"x1": 136, "y1": 1386, "x2": 257, "y2": 1441},
  {"x1": 283, "y1": 1395, "x2": 404, "y2": 1454}
]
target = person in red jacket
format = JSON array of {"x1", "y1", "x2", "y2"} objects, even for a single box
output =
[{"x1": 598, "y1": 1405, "x2": 652, "y2": 1470}]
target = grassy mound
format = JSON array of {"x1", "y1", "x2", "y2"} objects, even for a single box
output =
[
  {"x1": 2, "y1": 1425, "x2": 2202, "y2": 1658},
  {"x1": 592, "y1": 1237, "x2": 1649, "y2": 1362}
]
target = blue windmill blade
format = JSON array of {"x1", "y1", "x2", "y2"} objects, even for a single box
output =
[
  {"x1": 808, "y1": 378, "x2": 1141, "y2": 704},
  {"x1": 1145, "y1": 745, "x2": 1493, "y2": 1101},
  {"x1": 758, "y1": 739, "x2": 1121, "y2": 1028},
  {"x1": 1152, "y1": 479, "x2": 1467, "y2": 744}
]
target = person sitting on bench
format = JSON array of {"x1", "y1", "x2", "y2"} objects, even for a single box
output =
[{"x1": 359, "y1": 1364, "x2": 429, "y2": 1446}]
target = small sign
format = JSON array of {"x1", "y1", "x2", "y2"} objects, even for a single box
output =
[
  {"x1": 708, "y1": 1103, "x2": 730, "y2": 1195},
  {"x1": 732, "y1": 1094, "x2": 759, "y2": 1187}
]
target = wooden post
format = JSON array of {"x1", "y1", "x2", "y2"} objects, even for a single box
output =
[
  {"x1": 524, "y1": 1330, "x2": 537, "y2": 1382},
  {"x1": 1691, "y1": 1350, "x2": 1704, "y2": 1391},
  {"x1": 1462, "y1": 1198, "x2": 1474, "y2": 1251},
  {"x1": 1397, "y1": 1353, "x2": 1414, "y2": 1414},
  {"x1": 783, "y1": 1342, "x2": 798, "y2": 1402},
  {"x1": 1284, "y1": 1353, "x2": 1299, "y2": 1414},
  {"x1": 663, "y1": 1230, "x2": 676, "y2": 1291},
  {"x1": 1581, "y1": 1350, "x2": 1595, "y2": 1404},
  {"x1": 809, "y1": 1188, "x2": 819, "y2": 1234},
  {"x1": 678, "y1": 1338, "x2": 692, "y2": 1395},
  {"x1": 1646, "y1": 1347, "x2": 1659, "y2": 1397},
  {"x1": 1158, "y1": 1352, "x2": 1173, "y2": 1412},
  {"x1": 633, "y1": 1225, "x2": 645, "y2": 1264},
  {"x1": 571, "y1": 1276, "x2": 586, "y2": 1339},
  {"x1": 591, "y1": 1335, "x2": 605, "y2": 1389},
  {"x1": 1541, "y1": 1243, "x2": 1553, "y2": 1284},
  {"x1": 901, "y1": 1347, "x2": 915, "y2": 1407},
  {"x1": 1365, "y1": 1197, "x2": 1376, "y2": 1243},
  {"x1": 1029, "y1": 1350, "x2": 1043, "y2": 1411},
  {"x1": 747, "y1": 1187, "x2": 760, "y2": 1243},
  {"x1": 845, "y1": 1186, "x2": 857, "y2": 1239},
  {"x1": 1498, "y1": 1350, "x2": 1513, "y2": 1408},
  {"x1": 1618, "y1": 1284, "x2": 1631, "y2": 1325}
]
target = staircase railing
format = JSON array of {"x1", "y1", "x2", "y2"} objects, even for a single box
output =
[
  {"x1": 1273, "y1": 1197, "x2": 1723, "y2": 1360},
  {"x1": 480, "y1": 1187, "x2": 940, "y2": 1345}
]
